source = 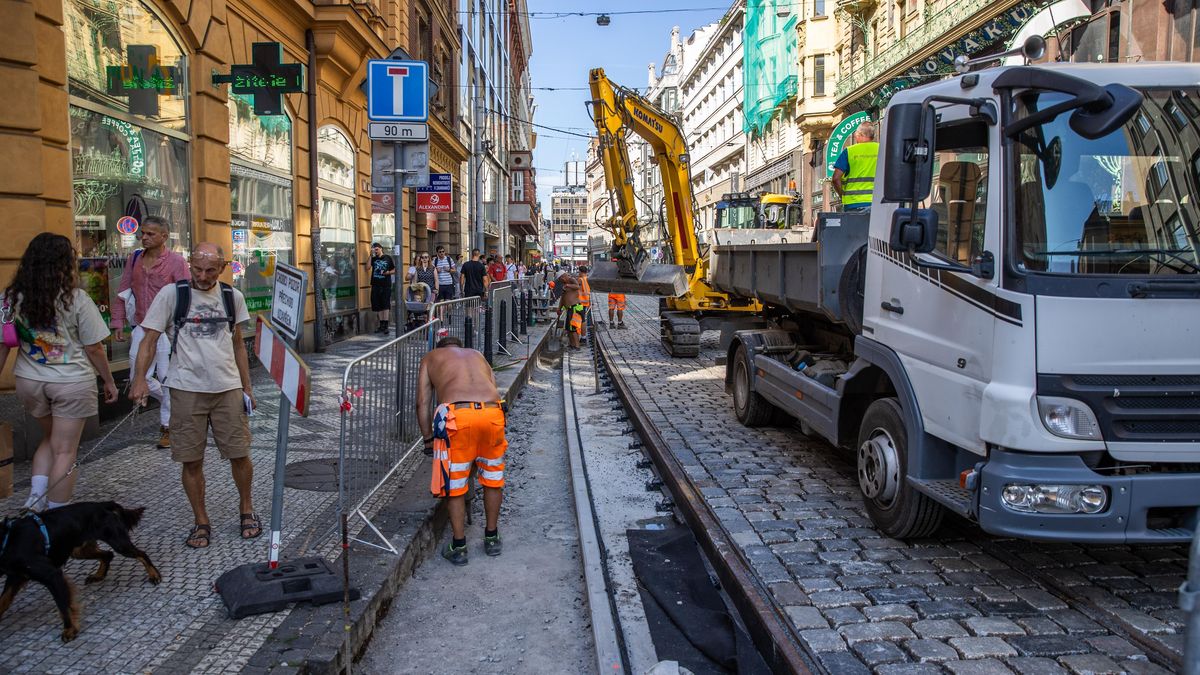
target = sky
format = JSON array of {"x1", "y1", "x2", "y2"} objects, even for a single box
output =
[{"x1": 527, "y1": 2, "x2": 730, "y2": 210}]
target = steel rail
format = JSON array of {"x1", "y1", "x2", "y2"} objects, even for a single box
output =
[{"x1": 594, "y1": 327, "x2": 817, "y2": 675}]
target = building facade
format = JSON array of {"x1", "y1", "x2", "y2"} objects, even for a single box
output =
[
  {"x1": 680, "y1": 6, "x2": 743, "y2": 242},
  {"x1": 506, "y1": 0, "x2": 538, "y2": 263},
  {"x1": 549, "y1": 182, "x2": 588, "y2": 266}
]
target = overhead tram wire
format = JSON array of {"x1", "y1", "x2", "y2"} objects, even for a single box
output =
[{"x1": 486, "y1": 108, "x2": 594, "y2": 139}]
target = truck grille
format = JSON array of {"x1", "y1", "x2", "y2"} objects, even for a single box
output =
[{"x1": 1038, "y1": 374, "x2": 1200, "y2": 443}]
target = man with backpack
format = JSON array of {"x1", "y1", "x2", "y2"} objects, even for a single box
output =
[
  {"x1": 129, "y1": 243, "x2": 258, "y2": 550},
  {"x1": 109, "y1": 216, "x2": 188, "y2": 449}
]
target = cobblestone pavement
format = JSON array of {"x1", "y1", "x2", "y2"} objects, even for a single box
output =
[
  {"x1": 602, "y1": 295, "x2": 1188, "y2": 675},
  {"x1": 0, "y1": 333, "x2": 394, "y2": 674}
]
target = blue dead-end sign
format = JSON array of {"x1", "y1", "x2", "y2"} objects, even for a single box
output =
[{"x1": 367, "y1": 60, "x2": 428, "y2": 122}]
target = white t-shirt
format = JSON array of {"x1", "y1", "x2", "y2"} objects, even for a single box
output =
[
  {"x1": 11, "y1": 289, "x2": 110, "y2": 384},
  {"x1": 506, "y1": 263, "x2": 518, "y2": 279},
  {"x1": 434, "y1": 255, "x2": 455, "y2": 286},
  {"x1": 141, "y1": 283, "x2": 251, "y2": 393}
]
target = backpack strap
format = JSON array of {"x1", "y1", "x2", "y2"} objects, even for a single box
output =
[
  {"x1": 219, "y1": 282, "x2": 236, "y2": 330},
  {"x1": 170, "y1": 280, "x2": 191, "y2": 357}
]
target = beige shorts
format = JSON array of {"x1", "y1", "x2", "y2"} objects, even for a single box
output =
[
  {"x1": 15, "y1": 377, "x2": 98, "y2": 419},
  {"x1": 168, "y1": 388, "x2": 251, "y2": 463}
]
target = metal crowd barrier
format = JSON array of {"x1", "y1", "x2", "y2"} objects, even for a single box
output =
[
  {"x1": 337, "y1": 320, "x2": 439, "y2": 553},
  {"x1": 430, "y1": 295, "x2": 485, "y2": 350}
]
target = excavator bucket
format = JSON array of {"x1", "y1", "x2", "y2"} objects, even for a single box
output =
[{"x1": 587, "y1": 261, "x2": 689, "y2": 297}]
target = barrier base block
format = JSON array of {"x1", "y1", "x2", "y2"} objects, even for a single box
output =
[{"x1": 215, "y1": 557, "x2": 360, "y2": 619}]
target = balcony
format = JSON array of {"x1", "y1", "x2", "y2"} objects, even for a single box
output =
[{"x1": 834, "y1": 0, "x2": 997, "y2": 102}]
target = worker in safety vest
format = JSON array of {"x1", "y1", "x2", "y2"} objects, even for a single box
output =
[
  {"x1": 577, "y1": 266, "x2": 591, "y2": 340},
  {"x1": 831, "y1": 122, "x2": 878, "y2": 211}
]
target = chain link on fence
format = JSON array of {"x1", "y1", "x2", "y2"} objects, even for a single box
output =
[{"x1": 337, "y1": 321, "x2": 439, "y2": 553}]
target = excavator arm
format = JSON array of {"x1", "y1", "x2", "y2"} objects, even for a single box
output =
[{"x1": 587, "y1": 68, "x2": 692, "y2": 296}]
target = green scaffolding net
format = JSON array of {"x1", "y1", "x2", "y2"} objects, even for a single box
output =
[{"x1": 743, "y1": 0, "x2": 798, "y2": 135}]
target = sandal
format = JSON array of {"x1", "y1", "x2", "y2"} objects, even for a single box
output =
[
  {"x1": 240, "y1": 513, "x2": 263, "y2": 540},
  {"x1": 186, "y1": 524, "x2": 211, "y2": 549}
]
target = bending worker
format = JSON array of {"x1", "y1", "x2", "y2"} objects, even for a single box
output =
[
  {"x1": 557, "y1": 273, "x2": 583, "y2": 351},
  {"x1": 831, "y1": 122, "x2": 878, "y2": 211},
  {"x1": 576, "y1": 265, "x2": 591, "y2": 341},
  {"x1": 417, "y1": 336, "x2": 507, "y2": 566}
]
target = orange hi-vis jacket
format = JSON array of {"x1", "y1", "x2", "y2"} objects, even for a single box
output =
[{"x1": 579, "y1": 277, "x2": 591, "y2": 307}]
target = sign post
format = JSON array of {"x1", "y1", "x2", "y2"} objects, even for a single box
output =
[
  {"x1": 367, "y1": 59, "x2": 430, "y2": 339},
  {"x1": 216, "y1": 264, "x2": 357, "y2": 620}
]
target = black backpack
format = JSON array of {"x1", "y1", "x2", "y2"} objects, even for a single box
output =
[{"x1": 169, "y1": 280, "x2": 236, "y2": 356}]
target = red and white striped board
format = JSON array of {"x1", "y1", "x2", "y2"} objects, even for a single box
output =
[{"x1": 254, "y1": 315, "x2": 311, "y2": 417}]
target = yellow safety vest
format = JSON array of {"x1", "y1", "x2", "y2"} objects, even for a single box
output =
[
  {"x1": 579, "y1": 277, "x2": 591, "y2": 306},
  {"x1": 842, "y1": 142, "x2": 879, "y2": 208}
]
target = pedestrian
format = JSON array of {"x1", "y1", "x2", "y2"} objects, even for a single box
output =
[
  {"x1": 607, "y1": 292, "x2": 627, "y2": 329},
  {"x1": 369, "y1": 242, "x2": 397, "y2": 333},
  {"x1": 831, "y1": 122, "x2": 879, "y2": 211},
  {"x1": 108, "y1": 216, "x2": 189, "y2": 449},
  {"x1": 487, "y1": 255, "x2": 507, "y2": 282},
  {"x1": 557, "y1": 273, "x2": 583, "y2": 351},
  {"x1": 417, "y1": 336, "x2": 507, "y2": 565},
  {"x1": 129, "y1": 243, "x2": 259, "y2": 549},
  {"x1": 504, "y1": 255, "x2": 518, "y2": 281},
  {"x1": 0, "y1": 233, "x2": 119, "y2": 510},
  {"x1": 460, "y1": 249, "x2": 489, "y2": 298},
  {"x1": 407, "y1": 252, "x2": 439, "y2": 305},
  {"x1": 433, "y1": 245, "x2": 457, "y2": 301}
]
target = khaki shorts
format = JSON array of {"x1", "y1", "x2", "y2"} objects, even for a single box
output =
[
  {"x1": 15, "y1": 377, "x2": 98, "y2": 419},
  {"x1": 168, "y1": 388, "x2": 251, "y2": 463}
]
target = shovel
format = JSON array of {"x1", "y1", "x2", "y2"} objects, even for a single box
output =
[{"x1": 540, "y1": 312, "x2": 565, "y2": 364}]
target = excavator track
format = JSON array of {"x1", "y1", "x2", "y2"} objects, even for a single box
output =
[{"x1": 660, "y1": 311, "x2": 701, "y2": 358}]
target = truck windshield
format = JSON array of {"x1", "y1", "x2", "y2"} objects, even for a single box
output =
[{"x1": 1013, "y1": 89, "x2": 1200, "y2": 276}]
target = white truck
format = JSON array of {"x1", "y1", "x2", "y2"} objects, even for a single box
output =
[{"x1": 715, "y1": 61, "x2": 1200, "y2": 542}]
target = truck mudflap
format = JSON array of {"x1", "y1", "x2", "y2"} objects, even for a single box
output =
[{"x1": 977, "y1": 448, "x2": 1200, "y2": 543}]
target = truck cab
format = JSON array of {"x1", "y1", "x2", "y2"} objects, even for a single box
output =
[{"x1": 719, "y1": 62, "x2": 1200, "y2": 543}]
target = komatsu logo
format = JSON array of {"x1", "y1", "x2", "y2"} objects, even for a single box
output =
[{"x1": 632, "y1": 106, "x2": 663, "y2": 133}]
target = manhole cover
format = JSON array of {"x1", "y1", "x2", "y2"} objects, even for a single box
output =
[{"x1": 284, "y1": 458, "x2": 391, "y2": 492}]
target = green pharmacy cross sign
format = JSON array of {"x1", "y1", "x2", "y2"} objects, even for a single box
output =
[
  {"x1": 105, "y1": 45, "x2": 180, "y2": 117},
  {"x1": 213, "y1": 43, "x2": 306, "y2": 116}
]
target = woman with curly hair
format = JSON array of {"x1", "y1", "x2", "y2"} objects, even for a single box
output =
[{"x1": 0, "y1": 232, "x2": 117, "y2": 510}]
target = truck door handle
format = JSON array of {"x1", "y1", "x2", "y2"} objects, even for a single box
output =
[{"x1": 881, "y1": 301, "x2": 904, "y2": 315}]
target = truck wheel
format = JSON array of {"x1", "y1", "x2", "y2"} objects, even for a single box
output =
[
  {"x1": 857, "y1": 398, "x2": 943, "y2": 538},
  {"x1": 732, "y1": 345, "x2": 777, "y2": 427}
]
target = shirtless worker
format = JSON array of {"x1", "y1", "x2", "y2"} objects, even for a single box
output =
[{"x1": 417, "y1": 336, "x2": 507, "y2": 566}]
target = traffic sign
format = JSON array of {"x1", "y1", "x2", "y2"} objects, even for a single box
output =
[
  {"x1": 116, "y1": 216, "x2": 139, "y2": 234},
  {"x1": 369, "y1": 122, "x2": 429, "y2": 141},
  {"x1": 269, "y1": 262, "x2": 307, "y2": 343},
  {"x1": 367, "y1": 60, "x2": 428, "y2": 122},
  {"x1": 417, "y1": 173, "x2": 452, "y2": 213}
]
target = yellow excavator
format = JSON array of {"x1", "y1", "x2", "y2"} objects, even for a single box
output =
[{"x1": 586, "y1": 68, "x2": 801, "y2": 356}]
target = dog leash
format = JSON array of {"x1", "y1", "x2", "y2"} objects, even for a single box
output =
[{"x1": 16, "y1": 405, "x2": 143, "y2": 516}]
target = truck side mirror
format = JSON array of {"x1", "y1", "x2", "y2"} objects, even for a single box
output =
[
  {"x1": 882, "y1": 103, "x2": 935, "y2": 204},
  {"x1": 889, "y1": 208, "x2": 938, "y2": 253}
]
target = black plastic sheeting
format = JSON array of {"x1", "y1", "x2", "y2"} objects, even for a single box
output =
[{"x1": 628, "y1": 528, "x2": 771, "y2": 675}]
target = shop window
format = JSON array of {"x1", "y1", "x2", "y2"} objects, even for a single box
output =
[
  {"x1": 317, "y1": 126, "x2": 359, "y2": 327},
  {"x1": 229, "y1": 92, "x2": 294, "y2": 318},
  {"x1": 65, "y1": 0, "x2": 190, "y2": 366}
]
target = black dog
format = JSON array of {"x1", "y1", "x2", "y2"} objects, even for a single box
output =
[{"x1": 0, "y1": 501, "x2": 161, "y2": 642}]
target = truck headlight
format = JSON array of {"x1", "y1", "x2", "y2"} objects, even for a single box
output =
[
  {"x1": 1001, "y1": 484, "x2": 1108, "y2": 514},
  {"x1": 1037, "y1": 396, "x2": 1101, "y2": 440}
]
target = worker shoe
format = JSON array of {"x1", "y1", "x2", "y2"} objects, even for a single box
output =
[
  {"x1": 442, "y1": 541, "x2": 469, "y2": 566},
  {"x1": 156, "y1": 426, "x2": 171, "y2": 449},
  {"x1": 483, "y1": 533, "x2": 502, "y2": 557},
  {"x1": 617, "y1": 322, "x2": 628, "y2": 329}
]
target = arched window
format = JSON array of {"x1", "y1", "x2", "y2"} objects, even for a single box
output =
[
  {"x1": 317, "y1": 126, "x2": 359, "y2": 324},
  {"x1": 65, "y1": 0, "x2": 190, "y2": 365}
]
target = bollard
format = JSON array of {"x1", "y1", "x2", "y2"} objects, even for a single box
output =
[
  {"x1": 512, "y1": 295, "x2": 521, "y2": 338},
  {"x1": 499, "y1": 300, "x2": 508, "y2": 351},
  {"x1": 484, "y1": 304, "x2": 494, "y2": 365},
  {"x1": 525, "y1": 290, "x2": 534, "y2": 329},
  {"x1": 464, "y1": 315, "x2": 474, "y2": 349},
  {"x1": 1182, "y1": 526, "x2": 1200, "y2": 674},
  {"x1": 518, "y1": 289, "x2": 528, "y2": 333}
]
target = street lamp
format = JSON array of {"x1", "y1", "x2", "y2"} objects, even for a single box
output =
[{"x1": 596, "y1": 14, "x2": 611, "y2": 26}]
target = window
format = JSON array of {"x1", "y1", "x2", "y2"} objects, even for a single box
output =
[
  {"x1": 924, "y1": 122, "x2": 989, "y2": 266},
  {"x1": 813, "y1": 56, "x2": 826, "y2": 97},
  {"x1": 814, "y1": 0, "x2": 825, "y2": 16},
  {"x1": 317, "y1": 126, "x2": 358, "y2": 321}
]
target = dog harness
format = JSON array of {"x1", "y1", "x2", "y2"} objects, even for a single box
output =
[{"x1": 0, "y1": 513, "x2": 51, "y2": 557}]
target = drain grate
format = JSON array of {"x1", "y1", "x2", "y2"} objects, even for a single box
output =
[{"x1": 284, "y1": 458, "x2": 391, "y2": 492}]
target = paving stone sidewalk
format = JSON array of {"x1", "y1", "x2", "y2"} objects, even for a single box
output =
[
  {"x1": 0, "y1": 321, "x2": 546, "y2": 675},
  {"x1": 604, "y1": 295, "x2": 1187, "y2": 675}
]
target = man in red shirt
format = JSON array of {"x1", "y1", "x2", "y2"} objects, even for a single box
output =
[
  {"x1": 487, "y1": 255, "x2": 508, "y2": 282},
  {"x1": 110, "y1": 216, "x2": 189, "y2": 449}
]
